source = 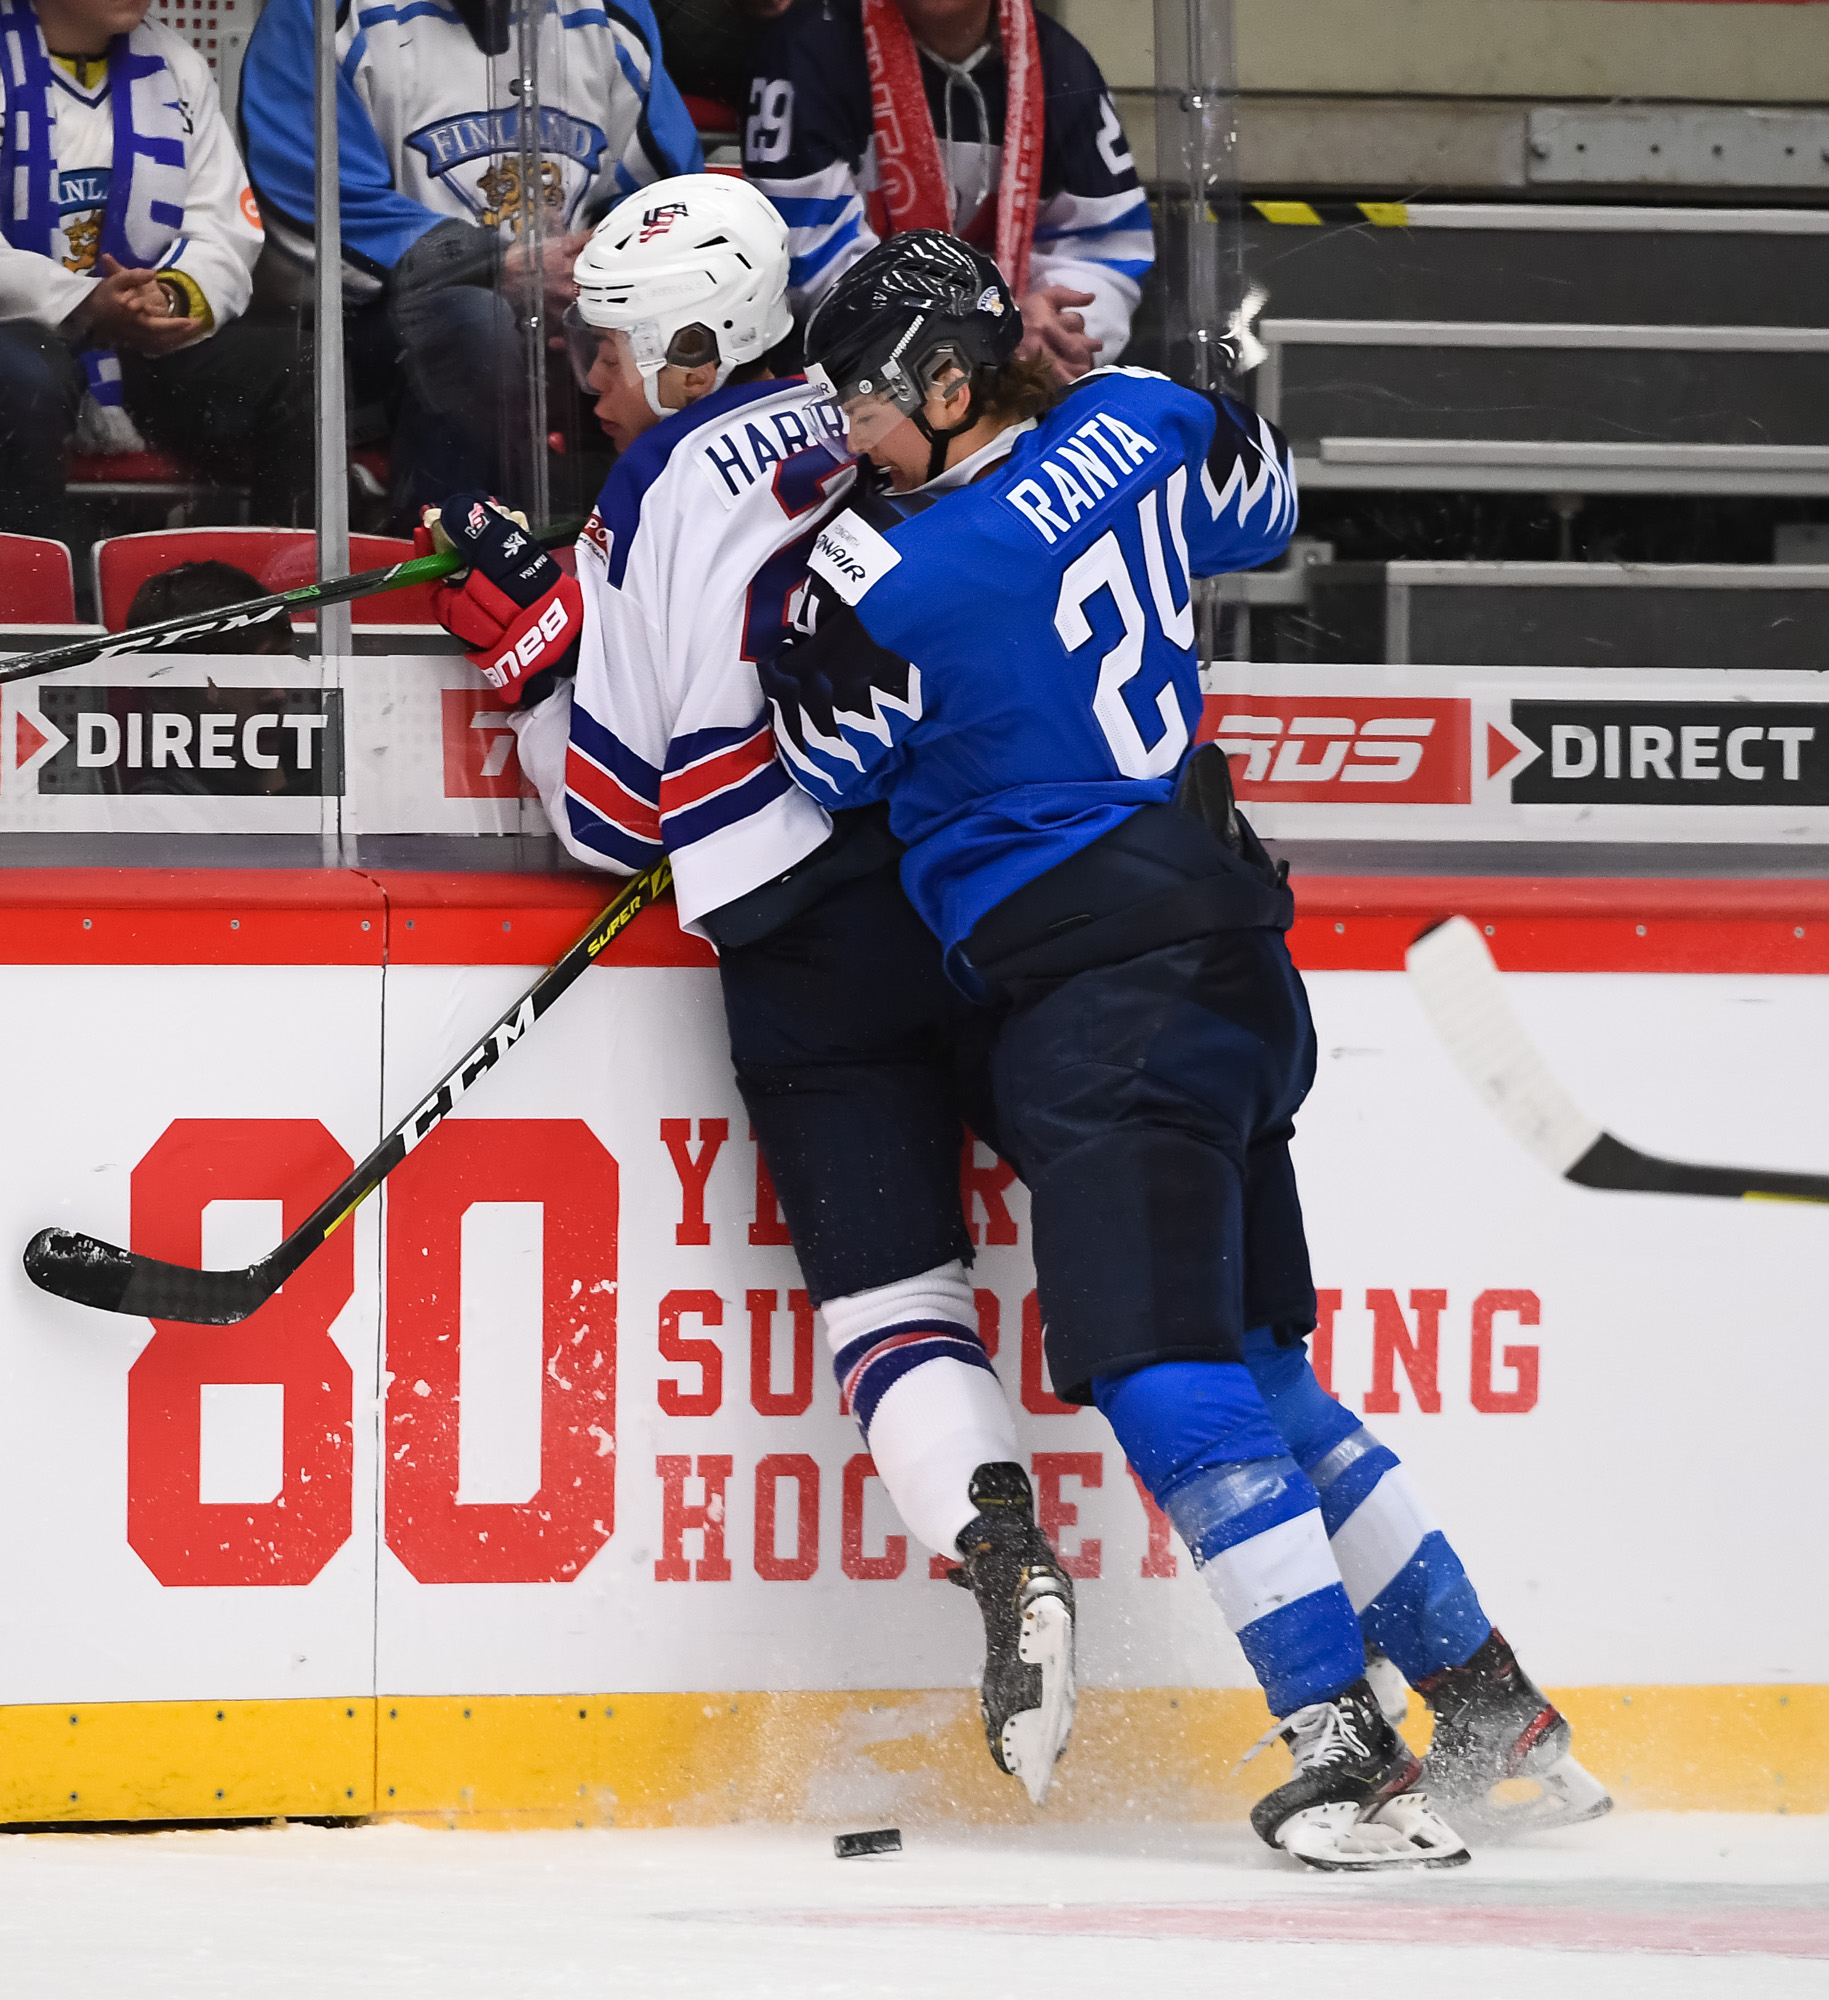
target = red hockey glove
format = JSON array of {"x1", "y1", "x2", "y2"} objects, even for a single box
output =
[{"x1": 419, "y1": 495, "x2": 582, "y2": 703}]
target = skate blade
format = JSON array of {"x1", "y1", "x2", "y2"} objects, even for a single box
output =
[
  {"x1": 1442, "y1": 1752, "x2": 1614, "y2": 1838},
  {"x1": 1277, "y1": 1795, "x2": 1472, "y2": 1873},
  {"x1": 999, "y1": 1591, "x2": 1077, "y2": 1808}
]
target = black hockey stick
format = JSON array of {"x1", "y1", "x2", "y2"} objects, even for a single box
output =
[
  {"x1": 1407, "y1": 914, "x2": 1829, "y2": 1204},
  {"x1": 24, "y1": 858, "x2": 672, "y2": 1324},
  {"x1": 0, "y1": 519, "x2": 583, "y2": 685}
]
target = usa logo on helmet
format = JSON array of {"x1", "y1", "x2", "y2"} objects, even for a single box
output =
[{"x1": 640, "y1": 201, "x2": 691, "y2": 242}]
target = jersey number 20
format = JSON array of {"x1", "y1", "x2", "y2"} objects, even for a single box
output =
[{"x1": 1053, "y1": 467, "x2": 1196, "y2": 780}]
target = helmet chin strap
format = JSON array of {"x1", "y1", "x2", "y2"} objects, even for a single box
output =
[
  {"x1": 642, "y1": 354, "x2": 738, "y2": 420},
  {"x1": 911, "y1": 382, "x2": 980, "y2": 484}
]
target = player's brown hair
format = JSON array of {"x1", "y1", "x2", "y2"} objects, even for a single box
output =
[{"x1": 977, "y1": 349, "x2": 1063, "y2": 426}]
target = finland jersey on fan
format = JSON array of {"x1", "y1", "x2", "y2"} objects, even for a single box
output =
[
  {"x1": 240, "y1": 0, "x2": 699, "y2": 292},
  {"x1": 767, "y1": 368, "x2": 1297, "y2": 956},
  {"x1": 509, "y1": 376, "x2": 855, "y2": 932}
]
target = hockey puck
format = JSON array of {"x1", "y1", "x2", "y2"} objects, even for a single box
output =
[{"x1": 833, "y1": 1828, "x2": 901, "y2": 1859}]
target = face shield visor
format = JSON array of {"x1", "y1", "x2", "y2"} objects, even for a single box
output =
[
  {"x1": 561, "y1": 304, "x2": 616, "y2": 390},
  {"x1": 563, "y1": 308, "x2": 728, "y2": 427},
  {"x1": 563, "y1": 306, "x2": 686, "y2": 386},
  {"x1": 806, "y1": 338, "x2": 968, "y2": 462},
  {"x1": 806, "y1": 352, "x2": 921, "y2": 457}
]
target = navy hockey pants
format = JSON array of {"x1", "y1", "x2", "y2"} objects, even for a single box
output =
[
  {"x1": 718, "y1": 861, "x2": 994, "y2": 1306},
  {"x1": 987, "y1": 924, "x2": 1319, "y2": 1403}
]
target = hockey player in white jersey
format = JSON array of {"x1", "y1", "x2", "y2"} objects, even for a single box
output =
[{"x1": 421, "y1": 173, "x2": 1076, "y2": 1803}]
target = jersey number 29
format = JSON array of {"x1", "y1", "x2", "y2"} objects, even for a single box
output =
[{"x1": 1053, "y1": 467, "x2": 1196, "y2": 781}]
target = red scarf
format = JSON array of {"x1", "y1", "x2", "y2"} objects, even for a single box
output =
[{"x1": 862, "y1": 0, "x2": 1044, "y2": 297}]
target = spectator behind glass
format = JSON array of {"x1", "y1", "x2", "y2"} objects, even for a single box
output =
[
  {"x1": 651, "y1": 0, "x2": 793, "y2": 124},
  {"x1": 124, "y1": 559, "x2": 296, "y2": 653},
  {"x1": 0, "y1": 0, "x2": 313, "y2": 537},
  {"x1": 239, "y1": 0, "x2": 703, "y2": 524},
  {"x1": 100, "y1": 561, "x2": 297, "y2": 800},
  {"x1": 742, "y1": 0, "x2": 1153, "y2": 384}
]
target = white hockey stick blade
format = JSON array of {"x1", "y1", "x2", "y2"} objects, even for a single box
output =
[
  {"x1": 1406, "y1": 916, "x2": 1601, "y2": 1179},
  {"x1": 1000, "y1": 1591, "x2": 1076, "y2": 1807}
]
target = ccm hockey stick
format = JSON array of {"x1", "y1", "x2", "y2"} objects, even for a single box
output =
[
  {"x1": 0, "y1": 519, "x2": 582, "y2": 686},
  {"x1": 1407, "y1": 914, "x2": 1829, "y2": 1204},
  {"x1": 24, "y1": 858, "x2": 672, "y2": 1324}
]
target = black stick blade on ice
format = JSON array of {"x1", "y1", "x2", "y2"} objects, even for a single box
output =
[
  {"x1": 24, "y1": 859, "x2": 672, "y2": 1325},
  {"x1": 23, "y1": 1230, "x2": 286, "y2": 1324},
  {"x1": 1406, "y1": 915, "x2": 1829, "y2": 1206}
]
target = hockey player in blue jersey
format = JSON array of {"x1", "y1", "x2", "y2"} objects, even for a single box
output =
[
  {"x1": 761, "y1": 231, "x2": 1611, "y2": 1868},
  {"x1": 419, "y1": 178, "x2": 1076, "y2": 1805}
]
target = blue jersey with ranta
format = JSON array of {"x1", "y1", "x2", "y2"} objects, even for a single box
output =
[{"x1": 762, "y1": 368, "x2": 1299, "y2": 957}]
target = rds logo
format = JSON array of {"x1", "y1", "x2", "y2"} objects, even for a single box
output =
[{"x1": 1199, "y1": 697, "x2": 1471, "y2": 803}]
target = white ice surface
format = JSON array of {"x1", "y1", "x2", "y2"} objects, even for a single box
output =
[{"x1": 0, "y1": 1813, "x2": 1822, "y2": 1998}]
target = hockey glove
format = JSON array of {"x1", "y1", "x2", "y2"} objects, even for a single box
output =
[{"x1": 419, "y1": 495, "x2": 583, "y2": 704}]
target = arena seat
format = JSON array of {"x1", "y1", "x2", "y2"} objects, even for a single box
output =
[
  {"x1": 684, "y1": 92, "x2": 741, "y2": 172},
  {"x1": 67, "y1": 447, "x2": 222, "y2": 507},
  {"x1": 0, "y1": 534, "x2": 77, "y2": 622},
  {"x1": 94, "y1": 528, "x2": 437, "y2": 631},
  {"x1": 682, "y1": 93, "x2": 738, "y2": 138}
]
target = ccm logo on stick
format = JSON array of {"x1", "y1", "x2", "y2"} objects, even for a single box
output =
[{"x1": 1198, "y1": 696, "x2": 1470, "y2": 803}]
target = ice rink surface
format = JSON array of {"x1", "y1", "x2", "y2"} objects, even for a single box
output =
[{"x1": 0, "y1": 1812, "x2": 1822, "y2": 1998}]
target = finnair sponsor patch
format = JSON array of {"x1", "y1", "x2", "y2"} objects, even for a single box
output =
[{"x1": 809, "y1": 511, "x2": 901, "y2": 605}]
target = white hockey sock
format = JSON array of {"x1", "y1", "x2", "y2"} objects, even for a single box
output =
[{"x1": 821, "y1": 1260, "x2": 1020, "y2": 1556}]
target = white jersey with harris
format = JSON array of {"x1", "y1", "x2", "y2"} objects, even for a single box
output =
[
  {"x1": 511, "y1": 374, "x2": 856, "y2": 933},
  {"x1": 764, "y1": 367, "x2": 1298, "y2": 958}
]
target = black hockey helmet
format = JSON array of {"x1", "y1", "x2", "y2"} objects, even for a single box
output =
[{"x1": 805, "y1": 230, "x2": 1021, "y2": 478}]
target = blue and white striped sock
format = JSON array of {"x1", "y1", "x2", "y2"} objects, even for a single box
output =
[
  {"x1": 1094, "y1": 1360, "x2": 1365, "y2": 1716},
  {"x1": 1239, "y1": 1328, "x2": 1491, "y2": 1684},
  {"x1": 1306, "y1": 1426, "x2": 1490, "y2": 1684},
  {"x1": 1164, "y1": 1452, "x2": 1368, "y2": 1715}
]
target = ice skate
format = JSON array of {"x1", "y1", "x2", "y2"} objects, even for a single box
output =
[
  {"x1": 949, "y1": 1462, "x2": 1077, "y2": 1805},
  {"x1": 1417, "y1": 1628, "x2": 1612, "y2": 1836},
  {"x1": 1244, "y1": 1678, "x2": 1470, "y2": 1872},
  {"x1": 1364, "y1": 1641, "x2": 1411, "y2": 1727}
]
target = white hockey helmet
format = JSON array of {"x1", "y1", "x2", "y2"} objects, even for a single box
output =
[{"x1": 568, "y1": 173, "x2": 793, "y2": 410}]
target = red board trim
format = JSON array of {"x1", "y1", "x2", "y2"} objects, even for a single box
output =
[
  {"x1": 0, "y1": 869, "x2": 386, "y2": 965},
  {"x1": 0, "y1": 868, "x2": 1821, "y2": 974},
  {"x1": 0, "y1": 869, "x2": 715, "y2": 968},
  {"x1": 1290, "y1": 876, "x2": 1829, "y2": 975},
  {"x1": 377, "y1": 871, "x2": 713, "y2": 968}
]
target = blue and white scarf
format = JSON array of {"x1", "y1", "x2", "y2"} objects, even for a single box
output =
[{"x1": 0, "y1": 0, "x2": 191, "y2": 415}]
